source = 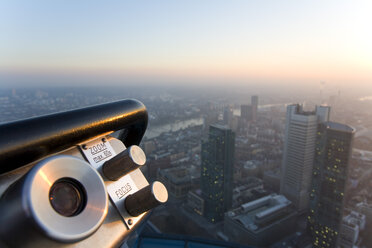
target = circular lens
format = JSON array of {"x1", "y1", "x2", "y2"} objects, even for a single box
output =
[{"x1": 49, "y1": 178, "x2": 86, "y2": 217}]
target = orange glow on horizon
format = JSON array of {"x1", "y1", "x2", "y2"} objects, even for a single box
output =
[{"x1": 1, "y1": 59, "x2": 371, "y2": 86}]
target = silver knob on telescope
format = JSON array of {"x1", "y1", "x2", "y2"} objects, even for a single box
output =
[
  {"x1": 125, "y1": 181, "x2": 168, "y2": 217},
  {"x1": 102, "y1": 145, "x2": 146, "y2": 181}
]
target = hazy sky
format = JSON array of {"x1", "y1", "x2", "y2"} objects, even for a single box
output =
[{"x1": 0, "y1": 1, "x2": 371, "y2": 90}]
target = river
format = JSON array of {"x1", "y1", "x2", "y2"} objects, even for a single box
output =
[
  {"x1": 145, "y1": 118, "x2": 204, "y2": 139},
  {"x1": 359, "y1": 96, "x2": 372, "y2": 101},
  {"x1": 145, "y1": 103, "x2": 289, "y2": 139}
]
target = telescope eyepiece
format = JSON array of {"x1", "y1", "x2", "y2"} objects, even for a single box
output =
[{"x1": 49, "y1": 178, "x2": 86, "y2": 217}]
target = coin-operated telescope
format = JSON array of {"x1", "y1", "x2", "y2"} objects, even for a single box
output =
[{"x1": 0, "y1": 99, "x2": 168, "y2": 248}]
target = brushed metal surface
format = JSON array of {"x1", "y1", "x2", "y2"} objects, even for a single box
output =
[
  {"x1": 27, "y1": 156, "x2": 108, "y2": 242},
  {"x1": 0, "y1": 136, "x2": 152, "y2": 248},
  {"x1": 0, "y1": 155, "x2": 108, "y2": 245}
]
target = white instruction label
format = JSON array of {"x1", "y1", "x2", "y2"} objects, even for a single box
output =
[
  {"x1": 81, "y1": 138, "x2": 116, "y2": 169},
  {"x1": 106, "y1": 173, "x2": 139, "y2": 201}
]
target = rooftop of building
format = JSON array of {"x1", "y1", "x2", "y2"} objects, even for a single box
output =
[
  {"x1": 343, "y1": 211, "x2": 366, "y2": 227},
  {"x1": 324, "y1": 121, "x2": 355, "y2": 133},
  {"x1": 158, "y1": 166, "x2": 191, "y2": 184},
  {"x1": 288, "y1": 104, "x2": 330, "y2": 116},
  {"x1": 288, "y1": 104, "x2": 316, "y2": 116},
  {"x1": 190, "y1": 189, "x2": 203, "y2": 197},
  {"x1": 243, "y1": 160, "x2": 260, "y2": 169},
  {"x1": 263, "y1": 169, "x2": 281, "y2": 177},
  {"x1": 356, "y1": 201, "x2": 372, "y2": 208},
  {"x1": 234, "y1": 177, "x2": 263, "y2": 190},
  {"x1": 226, "y1": 194, "x2": 295, "y2": 232},
  {"x1": 210, "y1": 123, "x2": 231, "y2": 131}
]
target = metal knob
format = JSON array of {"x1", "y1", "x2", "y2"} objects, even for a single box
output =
[
  {"x1": 102, "y1": 145, "x2": 146, "y2": 181},
  {"x1": 125, "y1": 181, "x2": 168, "y2": 217}
]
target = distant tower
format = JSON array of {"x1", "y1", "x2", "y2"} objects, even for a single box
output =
[
  {"x1": 201, "y1": 124, "x2": 235, "y2": 222},
  {"x1": 308, "y1": 122, "x2": 354, "y2": 247},
  {"x1": 203, "y1": 102, "x2": 219, "y2": 132},
  {"x1": 280, "y1": 104, "x2": 330, "y2": 212},
  {"x1": 223, "y1": 106, "x2": 233, "y2": 126},
  {"x1": 240, "y1": 104, "x2": 252, "y2": 121},
  {"x1": 251, "y1": 95, "x2": 258, "y2": 121}
]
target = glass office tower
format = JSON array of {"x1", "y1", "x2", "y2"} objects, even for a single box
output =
[
  {"x1": 281, "y1": 104, "x2": 330, "y2": 212},
  {"x1": 308, "y1": 122, "x2": 355, "y2": 247},
  {"x1": 201, "y1": 124, "x2": 235, "y2": 222}
]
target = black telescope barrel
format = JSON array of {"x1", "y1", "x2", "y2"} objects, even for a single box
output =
[{"x1": 0, "y1": 99, "x2": 148, "y2": 174}]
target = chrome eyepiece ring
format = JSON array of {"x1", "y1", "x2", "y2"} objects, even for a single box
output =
[
  {"x1": 0, "y1": 155, "x2": 108, "y2": 243},
  {"x1": 26, "y1": 155, "x2": 108, "y2": 242}
]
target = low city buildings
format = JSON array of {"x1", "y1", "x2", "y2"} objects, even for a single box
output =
[
  {"x1": 157, "y1": 167, "x2": 192, "y2": 199},
  {"x1": 224, "y1": 194, "x2": 297, "y2": 246},
  {"x1": 187, "y1": 189, "x2": 205, "y2": 216},
  {"x1": 339, "y1": 211, "x2": 366, "y2": 248}
]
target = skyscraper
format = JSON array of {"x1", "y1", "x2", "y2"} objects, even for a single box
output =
[
  {"x1": 223, "y1": 106, "x2": 233, "y2": 126},
  {"x1": 280, "y1": 104, "x2": 330, "y2": 212},
  {"x1": 201, "y1": 124, "x2": 235, "y2": 222},
  {"x1": 308, "y1": 122, "x2": 354, "y2": 247},
  {"x1": 240, "y1": 104, "x2": 252, "y2": 121},
  {"x1": 251, "y1": 95, "x2": 258, "y2": 121}
]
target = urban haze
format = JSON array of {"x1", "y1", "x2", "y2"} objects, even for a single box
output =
[{"x1": 1, "y1": 86, "x2": 371, "y2": 247}]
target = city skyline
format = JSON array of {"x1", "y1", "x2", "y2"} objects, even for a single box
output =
[{"x1": 0, "y1": 87, "x2": 371, "y2": 247}]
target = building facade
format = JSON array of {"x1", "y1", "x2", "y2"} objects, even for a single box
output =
[
  {"x1": 201, "y1": 124, "x2": 235, "y2": 222},
  {"x1": 356, "y1": 202, "x2": 372, "y2": 229},
  {"x1": 223, "y1": 106, "x2": 234, "y2": 127},
  {"x1": 241, "y1": 104, "x2": 252, "y2": 121},
  {"x1": 308, "y1": 122, "x2": 355, "y2": 247},
  {"x1": 280, "y1": 104, "x2": 330, "y2": 212},
  {"x1": 251, "y1": 95, "x2": 258, "y2": 121},
  {"x1": 157, "y1": 167, "x2": 192, "y2": 199}
]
